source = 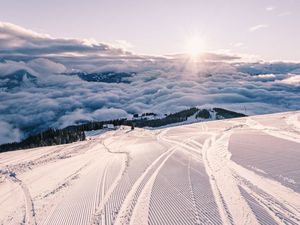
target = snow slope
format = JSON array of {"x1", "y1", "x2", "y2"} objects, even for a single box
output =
[{"x1": 0, "y1": 111, "x2": 300, "y2": 225}]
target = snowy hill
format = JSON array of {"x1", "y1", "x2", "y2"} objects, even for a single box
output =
[
  {"x1": 0, "y1": 107, "x2": 245, "y2": 151},
  {"x1": 0, "y1": 69, "x2": 37, "y2": 90},
  {"x1": 64, "y1": 71, "x2": 135, "y2": 83},
  {"x1": 0, "y1": 111, "x2": 300, "y2": 225}
]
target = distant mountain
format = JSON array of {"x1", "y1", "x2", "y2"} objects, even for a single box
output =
[
  {"x1": 64, "y1": 71, "x2": 135, "y2": 83},
  {"x1": 0, "y1": 107, "x2": 246, "y2": 152},
  {"x1": 0, "y1": 70, "x2": 135, "y2": 91},
  {"x1": 131, "y1": 107, "x2": 247, "y2": 127},
  {"x1": 0, "y1": 69, "x2": 37, "y2": 90},
  {"x1": 196, "y1": 108, "x2": 246, "y2": 120}
]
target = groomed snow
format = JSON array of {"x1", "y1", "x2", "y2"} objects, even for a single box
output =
[{"x1": 0, "y1": 111, "x2": 300, "y2": 225}]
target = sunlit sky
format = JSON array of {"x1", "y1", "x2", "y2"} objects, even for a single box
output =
[{"x1": 1, "y1": 0, "x2": 299, "y2": 61}]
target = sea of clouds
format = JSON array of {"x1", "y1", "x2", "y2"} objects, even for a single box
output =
[{"x1": 0, "y1": 22, "x2": 299, "y2": 144}]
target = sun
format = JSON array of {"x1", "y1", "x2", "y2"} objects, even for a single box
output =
[{"x1": 184, "y1": 35, "x2": 206, "y2": 58}]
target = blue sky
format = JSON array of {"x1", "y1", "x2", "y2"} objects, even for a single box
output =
[{"x1": 1, "y1": 0, "x2": 299, "y2": 61}]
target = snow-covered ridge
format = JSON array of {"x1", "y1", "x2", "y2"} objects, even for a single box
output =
[
  {"x1": 0, "y1": 107, "x2": 245, "y2": 152},
  {"x1": 132, "y1": 107, "x2": 246, "y2": 121},
  {"x1": 0, "y1": 111, "x2": 299, "y2": 225}
]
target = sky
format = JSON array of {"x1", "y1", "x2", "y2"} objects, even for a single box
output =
[{"x1": 0, "y1": 0, "x2": 299, "y2": 61}]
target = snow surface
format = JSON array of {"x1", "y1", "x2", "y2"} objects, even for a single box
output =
[{"x1": 0, "y1": 111, "x2": 300, "y2": 225}]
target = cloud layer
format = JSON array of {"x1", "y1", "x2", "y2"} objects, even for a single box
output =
[
  {"x1": 0, "y1": 22, "x2": 300, "y2": 144},
  {"x1": 249, "y1": 24, "x2": 269, "y2": 32},
  {"x1": 0, "y1": 22, "x2": 129, "y2": 58}
]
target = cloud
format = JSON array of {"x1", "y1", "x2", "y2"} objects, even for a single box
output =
[
  {"x1": 254, "y1": 74, "x2": 277, "y2": 82},
  {"x1": 27, "y1": 58, "x2": 66, "y2": 75},
  {"x1": 168, "y1": 52, "x2": 241, "y2": 62},
  {"x1": 233, "y1": 42, "x2": 245, "y2": 48},
  {"x1": 279, "y1": 74, "x2": 300, "y2": 85},
  {"x1": 266, "y1": 6, "x2": 275, "y2": 11},
  {"x1": 0, "y1": 22, "x2": 300, "y2": 144},
  {"x1": 0, "y1": 121, "x2": 21, "y2": 144},
  {"x1": 0, "y1": 58, "x2": 66, "y2": 78},
  {"x1": 0, "y1": 60, "x2": 35, "y2": 76},
  {"x1": 249, "y1": 24, "x2": 269, "y2": 32},
  {"x1": 112, "y1": 40, "x2": 134, "y2": 51},
  {"x1": 57, "y1": 108, "x2": 129, "y2": 128},
  {"x1": 278, "y1": 11, "x2": 292, "y2": 17},
  {"x1": 0, "y1": 22, "x2": 130, "y2": 59}
]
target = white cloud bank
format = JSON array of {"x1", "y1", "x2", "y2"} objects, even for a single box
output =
[
  {"x1": 0, "y1": 22, "x2": 300, "y2": 144},
  {"x1": 249, "y1": 24, "x2": 269, "y2": 32}
]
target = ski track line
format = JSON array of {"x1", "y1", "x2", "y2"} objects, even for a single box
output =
[
  {"x1": 102, "y1": 138, "x2": 130, "y2": 167},
  {"x1": 202, "y1": 136, "x2": 234, "y2": 225},
  {"x1": 189, "y1": 158, "x2": 223, "y2": 225},
  {"x1": 148, "y1": 171, "x2": 195, "y2": 225},
  {"x1": 188, "y1": 139, "x2": 203, "y2": 148},
  {"x1": 94, "y1": 156, "x2": 115, "y2": 224},
  {"x1": 238, "y1": 185, "x2": 282, "y2": 225},
  {"x1": 44, "y1": 163, "x2": 104, "y2": 225},
  {"x1": 231, "y1": 161, "x2": 300, "y2": 224},
  {"x1": 100, "y1": 132, "x2": 137, "y2": 225},
  {"x1": 41, "y1": 154, "x2": 99, "y2": 225},
  {"x1": 157, "y1": 129, "x2": 203, "y2": 160},
  {"x1": 7, "y1": 175, "x2": 37, "y2": 225},
  {"x1": 187, "y1": 156, "x2": 201, "y2": 225},
  {"x1": 157, "y1": 127, "x2": 231, "y2": 224},
  {"x1": 42, "y1": 152, "x2": 112, "y2": 225},
  {"x1": 41, "y1": 163, "x2": 87, "y2": 225},
  {"x1": 210, "y1": 120, "x2": 300, "y2": 224},
  {"x1": 286, "y1": 113, "x2": 300, "y2": 133},
  {"x1": 245, "y1": 118, "x2": 300, "y2": 143},
  {"x1": 41, "y1": 159, "x2": 92, "y2": 199},
  {"x1": 238, "y1": 183, "x2": 291, "y2": 225},
  {"x1": 113, "y1": 146, "x2": 176, "y2": 225},
  {"x1": 44, "y1": 140, "x2": 120, "y2": 225},
  {"x1": 202, "y1": 132, "x2": 259, "y2": 225},
  {"x1": 153, "y1": 127, "x2": 224, "y2": 224},
  {"x1": 92, "y1": 140, "x2": 128, "y2": 224},
  {"x1": 160, "y1": 126, "x2": 243, "y2": 212},
  {"x1": 93, "y1": 155, "x2": 112, "y2": 225},
  {"x1": 164, "y1": 123, "x2": 299, "y2": 224},
  {"x1": 3, "y1": 141, "x2": 90, "y2": 170},
  {"x1": 129, "y1": 149, "x2": 176, "y2": 225},
  {"x1": 100, "y1": 157, "x2": 110, "y2": 225},
  {"x1": 157, "y1": 130, "x2": 207, "y2": 172}
]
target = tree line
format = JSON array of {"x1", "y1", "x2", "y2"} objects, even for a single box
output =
[{"x1": 0, "y1": 107, "x2": 246, "y2": 152}]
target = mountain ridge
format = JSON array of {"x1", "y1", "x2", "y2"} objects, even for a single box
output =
[{"x1": 0, "y1": 107, "x2": 246, "y2": 152}]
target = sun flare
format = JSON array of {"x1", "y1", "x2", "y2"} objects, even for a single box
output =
[{"x1": 185, "y1": 35, "x2": 206, "y2": 58}]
